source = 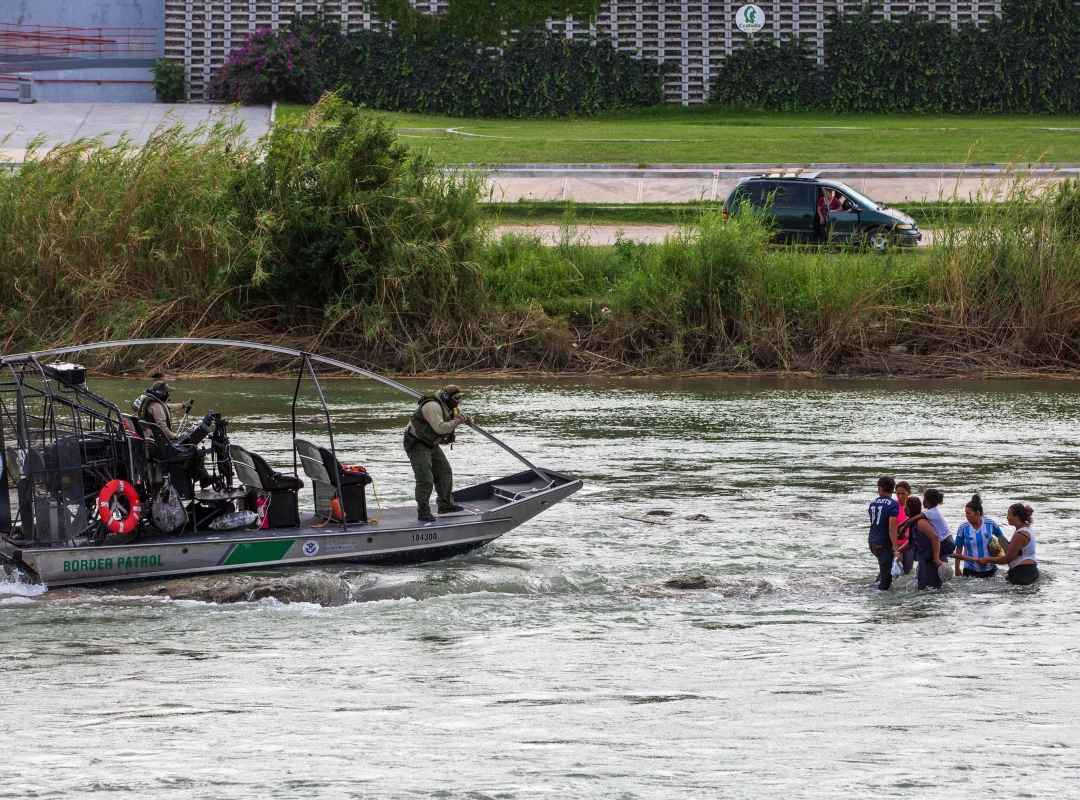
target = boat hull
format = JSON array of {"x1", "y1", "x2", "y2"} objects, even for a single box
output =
[{"x1": 3, "y1": 469, "x2": 581, "y2": 588}]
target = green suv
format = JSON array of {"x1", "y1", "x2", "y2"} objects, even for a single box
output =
[{"x1": 723, "y1": 171, "x2": 921, "y2": 250}]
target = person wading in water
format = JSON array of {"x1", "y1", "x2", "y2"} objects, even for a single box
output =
[
  {"x1": 867, "y1": 476, "x2": 901, "y2": 590},
  {"x1": 403, "y1": 384, "x2": 472, "y2": 522}
]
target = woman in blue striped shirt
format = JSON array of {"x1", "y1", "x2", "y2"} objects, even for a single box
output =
[{"x1": 953, "y1": 494, "x2": 1005, "y2": 579}]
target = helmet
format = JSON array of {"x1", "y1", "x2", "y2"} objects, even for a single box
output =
[
  {"x1": 439, "y1": 384, "x2": 464, "y2": 404},
  {"x1": 150, "y1": 380, "x2": 175, "y2": 399}
]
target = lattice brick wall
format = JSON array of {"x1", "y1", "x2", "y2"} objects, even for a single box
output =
[{"x1": 166, "y1": 1, "x2": 1001, "y2": 103}]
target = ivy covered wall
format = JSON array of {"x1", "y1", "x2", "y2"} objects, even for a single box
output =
[
  {"x1": 207, "y1": 16, "x2": 665, "y2": 116},
  {"x1": 712, "y1": 0, "x2": 1080, "y2": 113}
]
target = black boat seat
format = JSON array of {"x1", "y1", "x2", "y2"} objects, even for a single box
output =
[
  {"x1": 136, "y1": 420, "x2": 194, "y2": 500},
  {"x1": 230, "y1": 444, "x2": 303, "y2": 492},
  {"x1": 319, "y1": 447, "x2": 371, "y2": 489},
  {"x1": 294, "y1": 438, "x2": 370, "y2": 522}
]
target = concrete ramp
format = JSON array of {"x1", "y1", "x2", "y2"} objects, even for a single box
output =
[{"x1": 0, "y1": 102, "x2": 272, "y2": 162}]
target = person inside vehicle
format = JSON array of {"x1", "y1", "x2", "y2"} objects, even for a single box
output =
[
  {"x1": 827, "y1": 189, "x2": 845, "y2": 211},
  {"x1": 816, "y1": 188, "x2": 830, "y2": 233},
  {"x1": 403, "y1": 384, "x2": 472, "y2": 522},
  {"x1": 134, "y1": 380, "x2": 193, "y2": 441}
]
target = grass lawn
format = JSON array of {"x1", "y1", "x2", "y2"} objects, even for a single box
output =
[{"x1": 276, "y1": 103, "x2": 1080, "y2": 164}]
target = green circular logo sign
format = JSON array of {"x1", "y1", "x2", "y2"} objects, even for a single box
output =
[{"x1": 736, "y1": 4, "x2": 765, "y2": 34}]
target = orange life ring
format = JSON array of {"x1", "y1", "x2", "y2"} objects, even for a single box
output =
[{"x1": 97, "y1": 480, "x2": 142, "y2": 535}]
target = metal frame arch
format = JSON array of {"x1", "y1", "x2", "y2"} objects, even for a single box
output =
[{"x1": 4, "y1": 338, "x2": 549, "y2": 484}]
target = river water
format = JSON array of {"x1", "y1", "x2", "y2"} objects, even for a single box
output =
[{"x1": 2, "y1": 377, "x2": 1078, "y2": 798}]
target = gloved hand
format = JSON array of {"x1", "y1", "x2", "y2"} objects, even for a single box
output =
[{"x1": 184, "y1": 398, "x2": 194, "y2": 411}]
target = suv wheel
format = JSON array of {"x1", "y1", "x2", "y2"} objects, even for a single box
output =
[{"x1": 866, "y1": 228, "x2": 891, "y2": 254}]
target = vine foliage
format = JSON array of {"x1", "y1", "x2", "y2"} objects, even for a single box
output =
[
  {"x1": 711, "y1": 0, "x2": 1080, "y2": 113},
  {"x1": 209, "y1": 11, "x2": 663, "y2": 117}
]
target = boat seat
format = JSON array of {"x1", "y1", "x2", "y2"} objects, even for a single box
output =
[
  {"x1": 137, "y1": 420, "x2": 195, "y2": 500},
  {"x1": 232, "y1": 444, "x2": 302, "y2": 528},
  {"x1": 294, "y1": 438, "x2": 369, "y2": 522},
  {"x1": 231, "y1": 444, "x2": 303, "y2": 492}
]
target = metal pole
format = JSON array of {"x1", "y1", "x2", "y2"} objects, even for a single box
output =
[
  {"x1": 303, "y1": 354, "x2": 346, "y2": 531},
  {"x1": 290, "y1": 356, "x2": 304, "y2": 480},
  {"x1": 8, "y1": 338, "x2": 551, "y2": 485}
]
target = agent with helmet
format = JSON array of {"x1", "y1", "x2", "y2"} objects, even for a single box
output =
[
  {"x1": 132, "y1": 379, "x2": 212, "y2": 488},
  {"x1": 404, "y1": 384, "x2": 472, "y2": 522},
  {"x1": 132, "y1": 380, "x2": 194, "y2": 441}
]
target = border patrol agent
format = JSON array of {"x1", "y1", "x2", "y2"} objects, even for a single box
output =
[
  {"x1": 133, "y1": 380, "x2": 211, "y2": 488},
  {"x1": 404, "y1": 384, "x2": 471, "y2": 522},
  {"x1": 133, "y1": 380, "x2": 193, "y2": 441}
]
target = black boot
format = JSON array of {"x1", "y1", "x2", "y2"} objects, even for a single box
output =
[
  {"x1": 418, "y1": 510, "x2": 436, "y2": 522},
  {"x1": 438, "y1": 503, "x2": 465, "y2": 513}
]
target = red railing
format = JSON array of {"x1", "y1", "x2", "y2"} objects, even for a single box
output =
[
  {"x1": 0, "y1": 23, "x2": 157, "y2": 59},
  {"x1": 0, "y1": 73, "x2": 19, "y2": 98}
]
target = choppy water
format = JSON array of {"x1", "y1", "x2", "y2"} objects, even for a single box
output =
[{"x1": 2, "y1": 377, "x2": 1079, "y2": 798}]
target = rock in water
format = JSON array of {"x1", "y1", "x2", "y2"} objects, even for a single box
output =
[
  {"x1": 664, "y1": 574, "x2": 710, "y2": 590},
  {"x1": 684, "y1": 513, "x2": 714, "y2": 522},
  {"x1": 121, "y1": 571, "x2": 353, "y2": 606},
  {"x1": 646, "y1": 510, "x2": 675, "y2": 517}
]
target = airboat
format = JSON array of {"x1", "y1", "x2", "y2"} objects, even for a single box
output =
[{"x1": 0, "y1": 339, "x2": 581, "y2": 588}]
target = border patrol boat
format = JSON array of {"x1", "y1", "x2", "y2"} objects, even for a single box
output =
[{"x1": 0, "y1": 339, "x2": 581, "y2": 588}]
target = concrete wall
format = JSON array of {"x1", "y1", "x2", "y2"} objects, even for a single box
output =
[
  {"x1": 167, "y1": 1, "x2": 1001, "y2": 103},
  {"x1": 25, "y1": 65, "x2": 156, "y2": 102},
  {"x1": 0, "y1": 0, "x2": 165, "y2": 56}
]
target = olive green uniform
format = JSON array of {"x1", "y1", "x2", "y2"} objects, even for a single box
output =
[
  {"x1": 405, "y1": 396, "x2": 459, "y2": 516},
  {"x1": 139, "y1": 395, "x2": 187, "y2": 440}
]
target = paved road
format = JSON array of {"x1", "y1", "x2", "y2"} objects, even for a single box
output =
[
  {"x1": 0, "y1": 103, "x2": 272, "y2": 160},
  {"x1": 483, "y1": 162, "x2": 1080, "y2": 204}
]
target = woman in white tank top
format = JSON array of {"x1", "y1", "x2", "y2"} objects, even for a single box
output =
[{"x1": 974, "y1": 503, "x2": 1039, "y2": 585}]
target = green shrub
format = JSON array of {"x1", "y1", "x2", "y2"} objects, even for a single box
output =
[
  {"x1": 152, "y1": 59, "x2": 187, "y2": 103},
  {"x1": 230, "y1": 95, "x2": 487, "y2": 355}
]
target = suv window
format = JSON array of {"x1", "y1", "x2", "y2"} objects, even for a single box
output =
[
  {"x1": 772, "y1": 182, "x2": 816, "y2": 210},
  {"x1": 732, "y1": 180, "x2": 778, "y2": 208}
]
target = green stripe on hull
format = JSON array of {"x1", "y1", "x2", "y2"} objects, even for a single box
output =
[{"x1": 222, "y1": 540, "x2": 295, "y2": 566}]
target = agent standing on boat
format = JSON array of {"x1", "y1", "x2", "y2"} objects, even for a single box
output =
[
  {"x1": 134, "y1": 381, "x2": 193, "y2": 441},
  {"x1": 868, "y1": 476, "x2": 901, "y2": 590},
  {"x1": 404, "y1": 384, "x2": 471, "y2": 522}
]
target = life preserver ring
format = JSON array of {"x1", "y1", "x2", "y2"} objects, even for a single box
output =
[{"x1": 97, "y1": 480, "x2": 142, "y2": 534}]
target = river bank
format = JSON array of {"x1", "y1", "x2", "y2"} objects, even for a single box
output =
[{"x1": 2, "y1": 97, "x2": 1079, "y2": 379}]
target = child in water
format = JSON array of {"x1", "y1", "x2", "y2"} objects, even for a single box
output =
[
  {"x1": 952, "y1": 494, "x2": 1005, "y2": 578},
  {"x1": 895, "y1": 481, "x2": 915, "y2": 575},
  {"x1": 904, "y1": 496, "x2": 949, "y2": 590}
]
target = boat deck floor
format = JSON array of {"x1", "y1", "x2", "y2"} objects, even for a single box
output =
[{"x1": 180, "y1": 500, "x2": 506, "y2": 543}]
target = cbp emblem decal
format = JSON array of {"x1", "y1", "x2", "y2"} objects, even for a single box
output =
[{"x1": 302, "y1": 540, "x2": 320, "y2": 557}]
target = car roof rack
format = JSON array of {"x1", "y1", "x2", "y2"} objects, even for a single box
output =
[{"x1": 760, "y1": 169, "x2": 821, "y2": 180}]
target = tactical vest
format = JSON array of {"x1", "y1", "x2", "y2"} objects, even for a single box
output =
[
  {"x1": 137, "y1": 394, "x2": 171, "y2": 430},
  {"x1": 409, "y1": 396, "x2": 455, "y2": 448}
]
